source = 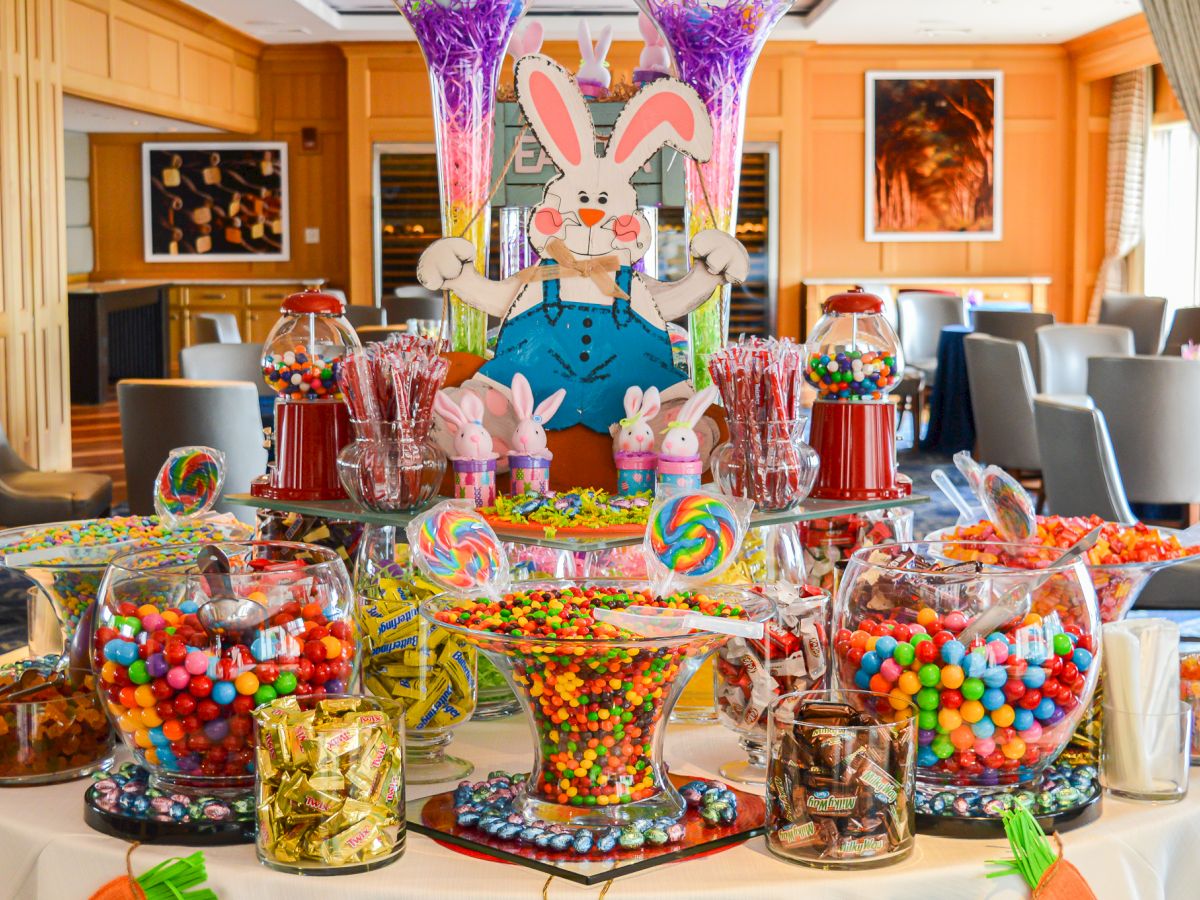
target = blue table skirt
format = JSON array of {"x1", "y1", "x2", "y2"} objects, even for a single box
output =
[{"x1": 920, "y1": 324, "x2": 975, "y2": 455}]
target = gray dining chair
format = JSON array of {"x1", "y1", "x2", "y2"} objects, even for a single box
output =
[
  {"x1": 180, "y1": 343, "x2": 273, "y2": 398},
  {"x1": 972, "y1": 310, "x2": 1055, "y2": 386},
  {"x1": 1036, "y1": 324, "x2": 1134, "y2": 399},
  {"x1": 385, "y1": 286, "x2": 443, "y2": 324},
  {"x1": 963, "y1": 334, "x2": 1041, "y2": 475},
  {"x1": 1099, "y1": 294, "x2": 1168, "y2": 355},
  {"x1": 0, "y1": 421, "x2": 112, "y2": 526},
  {"x1": 1088, "y1": 356, "x2": 1200, "y2": 507},
  {"x1": 117, "y1": 380, "x2": 268, "y2": 523},
  {"x1": 896, "y1": 292, "x2": 967, "y2": 381},
  {"x1": 1163, "y1": 306, "x2": 1200, "y2": 356},
  {"x1": 1033, "y1": 397, "x2": 1135, "y2": 523},
  {"x1": 193, "y1": 312, "x2": 242, "y2": 344},
  {"x1": 343, "y1": 306, "x2": 387, "y2": 330}
]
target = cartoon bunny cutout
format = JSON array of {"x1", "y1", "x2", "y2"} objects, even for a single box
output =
[{"x1": 417, "y1": 54, "x2": 749, "y2": 436}]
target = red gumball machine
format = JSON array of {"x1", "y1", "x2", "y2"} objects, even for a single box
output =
[
  {"x1": 251, "y1": 288, "x2": 361, "y2": 501},
  {"x1": 804, "y1": 287, "x2": 911, "y2": 501}
]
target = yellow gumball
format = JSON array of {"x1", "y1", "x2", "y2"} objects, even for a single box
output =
[
  {"x1": 1002, "y1": 738, "x2": 1026, "y2": 760},
  {"x1": 898, "y1": 671, "x2": 921, "y2": 695},
  {"x1": 134, "y1": 684, "x2": 157, "y2": 708},
  {"x1": 940, "y1": 664, "x2": 964, "y2": 690},
  {"x1": 992, "y1": 704, "x2": 1015, "y2": 728},
  {"x1": 100, "y1": 661, "x2": 119, "y2": 684},
  {"x1": 917, "y1": 608, "x2": 938, "y2": 627},
  {"x1": 137, "y1": 604, "x2": 159, "y2": 618},
  {"x1": 139, "y1": 708, "x2": 163, "y2": 728},
  {"x1": 960, "y1": 700, "x2": 985, "y2": 723},
  {"x1": 937, "y1": 708, "x2": 963, "y2": 732},
  {"x1": 888, "y1": 688, "x2": 910, "y2": 711},
  {"x1": 118, "y1": 714, "x2": 138, "y2": 733},
  {"x1": 143, "y1": 748, "x2": 159, "y2": 765},
  {"x1": 133, "y1": 728, "x2": 154, "y2": 749},
  {"x1": 234, "y1": 672, "x2": 260, "y2": 695}
]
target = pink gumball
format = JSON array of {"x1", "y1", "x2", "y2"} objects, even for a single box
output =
[
  {"x1": 943, "y1": 611, "x2": 967, "y2": 633},
  {"x1": 141, "y1": 614, "x2": 166, "y2": 634},
  {"x1": 987, "y1": 640, "x2": 1009, "y2": 665},
  {"x1": 1019, "y1": 722, "x2": 1043, "y2": 744},
  {"x1": 974, "y1": 737, "x2": 996, "y2": 757},
  {"x1": 879, "y1": 659, "x2": 902, "y2": 683},
  {"x1": 166, "y1": 666, "x2": 190, "y2": 690},
  {"x1": 185, "y1": 651, "x2": 208, "y2": 676}
]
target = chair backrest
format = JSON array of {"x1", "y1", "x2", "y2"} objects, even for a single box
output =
[
  {"x1": 343, "y1": 306, "x2": 387, "y2": 329},
  {"x1": 971, "y1": 310, "x2": 1055, "y2": 384},
  {"x1": 179, "y1": 343, "x2": 272, "y2": 397},
  {"x1": 1098, "y1": 294, "x2": 1168, "y2": 354},
  {"x1": 384, "y1": 287, "x2": 443, "y2": 324},
  {"x1": 896, "y1": 292, "x2": 967, "y2": 365},
  {"x1": 191, "y1": 316, "x2": 220, "y2": 345},
  {"x1": 117, "y1": 379, "x2": 268, "y2": 521},
  {"x1": 963, "y1": 334, "x2": 1040, "y2": 471},
  {"x1": 1163, "y1": 306, "x2": 1200, "y2": 356},
  {"x1": 1088, "y1": 355, "x2": 1200, "y2": 504},
  {"x1": 1033, "y1": 397, "x2": 1135, "y2": 523},
  {"x1": 1036, "y1": 324, "x2": 1134, "y2": 396},
  {"x1": 194, "y1": 312, "x2": 242, "y2": 344}
]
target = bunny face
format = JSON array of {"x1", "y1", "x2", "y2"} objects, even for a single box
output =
[
  {"x1": 435, "y1": 390, "x2": 495, "y2": 460},
  {"x1": 658, "y1": 385, "x2": 717, "y2": 459},
  {"x1": 516, "y1": 55, "x2": 712, "y2": 265},
  {"x1": 614, "y1": 385, "x2": 661, "y2": 453}
]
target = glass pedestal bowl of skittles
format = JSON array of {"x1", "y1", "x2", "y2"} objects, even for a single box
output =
[
  {"x1": 422, "y1": 581, "x2": 772, "y2": 828},
  {"x1": 831, "y1": 541, "x2": 1100, "y2": 795},
  {"x1": 253, "y1": 288, "x2": 361, "y2": 501},
  {"x1": 93, "y1": 541, "x2": 357, "y2": 797}
]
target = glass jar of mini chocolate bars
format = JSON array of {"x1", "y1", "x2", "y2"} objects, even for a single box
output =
[{"x1": 765, "y1": 690, "x2": 915, "y2": 868}]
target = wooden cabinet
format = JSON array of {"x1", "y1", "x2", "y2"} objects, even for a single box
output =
[{"x1": 168, "y1": 282, "x2": 310, "y2": 373}]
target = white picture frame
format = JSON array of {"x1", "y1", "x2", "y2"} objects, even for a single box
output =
[
  {"x1": 142, "y1": 141, "x2": 290, "y2": 262},
  {"x1": 865, "y1": 70, "x2": 1003, "y2": 242}
]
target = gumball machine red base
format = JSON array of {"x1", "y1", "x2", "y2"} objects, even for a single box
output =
[
  {"x1": 252, "y1": 399, "x2": 354, "y2": 501},
  {"x1": 808, "y1": 400, "x2": 910, "y2": 501}
]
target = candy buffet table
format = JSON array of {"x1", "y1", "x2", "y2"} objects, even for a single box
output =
[{"x1": 4, "y1": 717, "x2": 1198, "y2": 900}]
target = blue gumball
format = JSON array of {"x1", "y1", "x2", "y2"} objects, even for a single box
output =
[
  {"x1": 1022, "y1": 666, "x2": 1047, "y2": 689},
  {"x1": 1034, "y1": 697, "x2": 1057, "y2": 721},
  {"x1": 1073, "y1": 648, "x2": 1093, "y2": 672},
  {"x1": 981, "y1": 688, "x2": 1005, "y2": 711},
  {"x1": 874, "y1": 636, "x2": 898, "y2": 659},
  {"x1": 982, "y1": 666, "x2": 1008, "y2": 688},
  {"x1": 971, "y1": 718, "x2": 995, "y2": 738},
  {"x1": 917, "y1": 746, "x2": 939, "y2": 767},
  {"x1": 964, "y1": 652, "x2": 987, "y2": 678},
  {"x1": 860, "y1": 651, "x2": 882, "y2": 675},
  {"x1": 180, "y1": 600, "x2": 199, "y2": 614},
  {"x1": 940, "y1": 640, "x2": 965, "y2": 666},
  {"x1": 854, "y1": 669, "x2": 871, "y2": 690},
  {"x1": 211, "y1": 680, "x2": 237, "y2": 706},
  {"x1": 1013, "y1": 707, "x2": 1034, "y2": 731}
]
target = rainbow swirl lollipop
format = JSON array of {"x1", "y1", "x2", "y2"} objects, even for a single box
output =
[
  {"x1": 407, "y1": 503, "x2": 506, "y2": 593},
  {"x1": 981, "y1": 466, "x2": 1036, "y2": 543},
  {"x1": 153, "y1": 446, "x2": 225, "y2": 524},
  {"x1": 648, "y1": 493, "x2": 740, "y2": 579}
]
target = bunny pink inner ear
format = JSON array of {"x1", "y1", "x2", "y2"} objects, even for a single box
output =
[
  {"x1": 613, "y1": 94, "x2": 695, "y2": 166},
  {"x1": 529, "y1": 71, "x2": 581, "y2": 167},
  {"x1": 485, "y1": 388, "x2": 509, "y2": 417}
]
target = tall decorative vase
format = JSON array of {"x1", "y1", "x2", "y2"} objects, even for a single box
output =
[
  {"x1": 636, "y1": 0, "x2": 792, "y2": 388},
  {"x1": 400, "y1": 0, "x2": 529, "y2": 356}
]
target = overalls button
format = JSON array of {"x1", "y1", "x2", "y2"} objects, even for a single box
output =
[
  {"x1": 581, "y1": 334, "x2": 591, "y2": 345},
  {"x1": 579, "y1": 351, "x2": 590, "y2": 362},
  {"x1": 582, "y1": 318, "x2": 593, "y2": 327}
]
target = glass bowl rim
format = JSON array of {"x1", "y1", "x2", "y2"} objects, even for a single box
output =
[
  {"x1": 0, "y1": 668, "x2": 102, "y2": 711},
  {"x1": 104, "y1": 539, "x2": 347, "y2": 578},
  {"x1": 846, "y1": 538, "x2": 1102, "y2": 580}
]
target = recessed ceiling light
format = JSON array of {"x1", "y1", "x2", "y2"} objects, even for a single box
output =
[
  {"x1": 131, "y1": 119, "x2": 140, "y2": 125},
  {"x1": 919, "y1": 27, "x2": 972, "y2": 37}
]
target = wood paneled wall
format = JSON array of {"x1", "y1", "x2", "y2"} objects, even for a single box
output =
[
  {"x1": 0, "y1": 0, "x2": 72, "y2": 469},
  {"x1": 88, "y1": 46, "x2": 349, "y2": 287},
  {"x1": 63, "y1": 0, "x2": 259, "y2": 132}
]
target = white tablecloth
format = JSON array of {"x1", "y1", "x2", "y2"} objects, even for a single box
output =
[{"x1": 3, "y1": 716, "x2": 1198, "y2": 900}]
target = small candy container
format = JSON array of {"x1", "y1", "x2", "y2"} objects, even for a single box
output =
[
  {"x1": 766, "y1": 690, "x2": 916, "y2": 869},
  {"x1": 655, "y1": 455, "x2": 702, "y2": 492},
  {"x1": 614, "y1": 450, "x2": 658, "y2": 496},
  {"x1": 355, "y1": 522, "x2": 478, "y2": 783},
  {"x1": 255, "y1": 694, "x2": 405, "y2": 874},
  {"x1": 508, "y1": 453, "x2": 550, "y2": 496},
  {"x1": 452, "y1": 459, "x2": 497, "y2": 507}
]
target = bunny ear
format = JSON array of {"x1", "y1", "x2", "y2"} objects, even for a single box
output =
[
  {"x1": 534, "y1": 388, "x2": 567, "y2": 425},
  {"x1": 640, "y1": 386, "x2": 662, "y2": 421},
  {"x1": 510, "y1": 373, "x2": 534, "y2": 419},
  {"x1": 516, "y1": 55, "x2": 596, "y2": 174},
  {"x1": 577, "y1": 20, "x2": 594, "y2": 63},
  {"x1": 607, "y1": 78, "x2": 712, "y2": 180},
  {"x1": 680, "y1": 385, "x2": 718, "y2": 427},
  {"x1": 524, "y1": 21, "x2": 544, "y2": 54},
  {"x1": 594, "y1": 25, "x2": 613, "y2": 63},
  {"x1": 460, "y1": 391, "x2": 485, "y2": 423},
  {"x1": 638, "y1": 12, "x2": 660, "y2": 45},
  {"x1": 623, "y1": 385, "x2": 644, "y2": 418},
  {"x1": 434, "y1": 391, "x2": 466, "y2": 430}
]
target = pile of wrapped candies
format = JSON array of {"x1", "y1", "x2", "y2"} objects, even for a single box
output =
[
  {"x1": 835, "y1": 605, "x2": 1094, "y2": 781},
  {"x1": 262, "y1": 344, "x2": 342, "y2": 401},
  {"x1": 451, "y1": 772, "x2": 738, "y2": 855},
  {"x1": 255, "y1": 510, "x2": 364, "y2": 569},
  {"x1": 804, "y1": 349, "x2": 898, "y2": 401},
  {"x1": 88, "y1": 762, "x2": 253, "y2": 826},
  {"x1": 916, "y1": 761, "x2": 1098, "y2": 819},
  {"x1": 255, "y1": 697, "x2": 404, "y2": 870},
  {"x1": 432, "y1": 586, "x2": 748, "y2": 808}
]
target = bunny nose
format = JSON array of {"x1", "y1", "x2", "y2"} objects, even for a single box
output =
[{"x1": 578, "y1": 207, "x2": 604, "y2": 228}]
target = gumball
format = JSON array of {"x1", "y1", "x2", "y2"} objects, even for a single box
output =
[
  {"x1": 941, "y1": 664, "x2": 964, "y2": 690},
  {"x1": 893, "y1": 643, "x2": 916, "y2": 667},
  {"x1": 1002, "y1": 738, "x2": 1026, "y2": 760},
  {"x1": 879, "y1": 659, "x2": 903, "y2": 683},
  {"x1": 950, "y1": 725, "x2": 975, "y2": 751},
  {"x1": 940, "y1": 688, "x2": 964, "y2": 710},
  {"x1": 943, "y1": 611, "x2": 967, "y2": 633},
  {"x1": 211, "y1": 681, "x2": 237, "y2": 706},
  {"x1": 1022, "y1": 667, "x2": 1047, "y2": 689},
  {"x1": 991, "y1": 704, "x2": 1015, "y2": 728},
  {"x1": 188, "y1": 675, "x2": 213, "y2": 698},
  {"x1": 917, "y1": 709, "x2": 938, "y2": 731},
  {"x1": 234, "y1": 672, "x2": 260, "y2": 696},
  {"x1": 1018, "y1": 689, "x2": 1042, "y2": 710},
  {"x1": 916, "y1": 608, "x2": 939, "y2": 628},
  {"x1": 915, "y1": 641, "x2": 938, "y2": 664},
  {"x1": 937, "y1": 708, "x2": 963, "y2": 732},
  {"x1": 184, "y1": 651, "x2": 209, "y2": 676},
  {"x1": 197, "y1": 699, "x2": 221, "y2": 722},
  {"x1": 1012, "y1": 707, "x2": 1035, "y2": 731},
  {"x1": 860, "y1": 651, "x2": 881, "y2": 675},
  {"x1": 918, "y1": 664, "x2": 941, "y2": 688},
  {"x1": 1052, "y1": 633, "x2": 1073, "y2": 656},
  {"x1": 986, "y1": 640, "x2": 1009, "y2": 665},
  {"x1": 274, "y1": 671, "x2": 298, "y2": 695},
  {"x1": 254, "y1": 685, "x2": 278, "y2": 707},
  {"x1": 931, "y1": 734, "x2": 955, "y2": 759},
  {"x1": 869, "y1": 674, "x2": 891, "y2": 694},
  {"x1": 961, "y1": 677, "x2": 984, "y2": 701},
  {"x1": 960, "y1": 700, "x2": 985, "y2": 724},
  {"x1": 1003, "y1": 680, "x2": 1027, "y2": 703},
  {"x1": 915, "y1": 687, "x2": 940, "y2": 711},
  {"x1": 874, "y1": 635, "x2": 898, "y2": 659},
  {"x1": 128, "y1": 660, "x2": 150, "y2": 685},
  {"x1": 897, "y1": 671, "x2": 921, "y2": 695},
  {"x1": 940, "y1": 640, "x2": 965, "y2": 665},
  {"x1": 981, "y1": 688, "x2": 1005, "y2": 711}
]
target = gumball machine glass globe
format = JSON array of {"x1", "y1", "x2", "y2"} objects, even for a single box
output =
[
  {"x1": 804, "y1": 289, "x2": 903, "y2": 404},
  {"x1": 261, "y1": 294, "x2": 360, "y2": 401}
]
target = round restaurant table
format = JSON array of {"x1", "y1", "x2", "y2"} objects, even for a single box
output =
[
  {"x1": 4, "y1": 715, "x2": 1199, "y2": 899},
  {"x1": 920, "y1": 324, "x2": 975, "y2": 455}
]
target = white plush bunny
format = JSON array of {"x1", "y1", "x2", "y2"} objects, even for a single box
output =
[
  {"x1": 613, "y1": 386, "x2": 662, "y2": 454},
  {"x1": 576, "y1": 21, "x2": 613, "y2": 98},
  {"x1": 507, "y1": 21, "x2": 543, "y2": 62},
  {"x1": 510, "y1": 372, "x2": 566, "y2": 459},
  {"x1": 434, "y1": 390, "x2": 495, "y2": 460},
  {"x1": 635, "y1": 13, "x2": 672, "y2": 83},
  {"x1": 660, "y1": 386, "x2": 718, "y2": 459}
]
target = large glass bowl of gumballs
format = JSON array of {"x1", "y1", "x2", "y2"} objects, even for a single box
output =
[
  {"x1": 422, "y1": 581, "x2": 773, "y2": 828},
  {"x1": 93, "y1": 541, "x2": 358, "y2": 797},
  {"x1": 831, "y1": 541, "x2": 1100, "y2": 794},
  {"x1": 0, "y1": 515, "x2": 252, "y2": 652}
]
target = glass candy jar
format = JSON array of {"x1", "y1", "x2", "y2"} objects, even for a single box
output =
[
  {"x1": 804, "y1": 289, "x2": 903, "y2": 403},
  {"x1": 337, "y1": 421, "x2": 445, "y2": 513},
  {"x1": 93, "y1": 541, "x2": 358, "y2": 797},
  {"x1": 711, "y1": 417, "x2": 819, "y2": 512}
]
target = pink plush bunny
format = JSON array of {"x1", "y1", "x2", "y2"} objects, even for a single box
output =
[
  {"x1": 510, "y1": 372, "x2": 566, "y2": 460},
  {"x1": 576, "y1": 20, "x2": 613, "y2": 99},
  {"x1": 613, "y1": 386, "x2": 662, "y2": 454},
  {"x1": 507, "y1": 21, "x2": 544, "y2": 62},
  {"x1": 434, "y1": 390, "x2": 495, "y2": 460},
  {"x1": 660, "y1": 386, "x2": 717, "y2": 459},
  {"x1": 635, "y1": 13, "x2": 672, "y2": 84}
]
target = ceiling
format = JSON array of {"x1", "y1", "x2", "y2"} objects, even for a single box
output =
[
  {"x1": 63, "y1": 95, "x2": 219, "y2": 133},
  {"x1": 181, "y1": 0, "x2": 1142, "y2": 45}
]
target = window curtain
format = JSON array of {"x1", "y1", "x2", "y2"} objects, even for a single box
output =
[
  {"x1": 1143, "y1": 0, "x2": 1200, "y2": 133},
  {"x1": 1089, "y1": 69, "x2": 1151, "y2": 322}
]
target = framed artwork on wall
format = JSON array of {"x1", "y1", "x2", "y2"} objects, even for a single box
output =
[
  {"x1": 865, "y1": 71, "x2": 1003, "y2": 242},
  {"x1": 142, "y1": 142, "x2": 290, "y2": 262}
]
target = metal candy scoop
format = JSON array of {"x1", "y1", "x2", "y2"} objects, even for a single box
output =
[
  {"x1": 593, "y1": 605, "x2": 764, "y2": 640},
  {"x1": 195, "y1": 545, "x2": 267, "y2": 643}
]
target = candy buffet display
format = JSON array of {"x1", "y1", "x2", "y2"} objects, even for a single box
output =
[
  {"x1": 833, "y1": 542, "x2": 1101, "y2": 793},
  {"x1": 254, "y1": 695, "x2": 405, "y2": 874},
  {"x1": 354, "y1": 524, "x2": 477, "y2": 783},
  {"x1": 0, "y1": 656, "x2": 113, "y2": 784},
  {"x1": 92, "y1": 541, "x2": 357, "y2": 797},
  {"x1": 804, "y1": 288, "x2": 909, "y2": 501},
  {"x1": 252, "y1": 288, "x2": 361, "y2": 501},
  {"x1": 481, "y1": 489, "x2": 651, "y2": 539},
  {"x1": 765, "y1": 692, "x2": 916, "y2": 867}
]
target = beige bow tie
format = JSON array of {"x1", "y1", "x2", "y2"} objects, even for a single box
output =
[{"x1": 515, "y1": 237, "x2": 630, "y2": 300}]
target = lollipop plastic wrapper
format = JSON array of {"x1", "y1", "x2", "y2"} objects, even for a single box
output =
[
  {"x1": 980, "y1": 465, "x2": 1037, "y2": 543},
  {"x1": 643, "y1": 488, "x2": 752, "y2": 595},
  {"x1": 405, "y1": 499, "x2": 509, "y2": 598},
  {"x1": 152, "y1": 446, "x2": 225, "y2": 526},
  {"x1": 953, "y1": 451, "x2": 984, "y2": 497}
]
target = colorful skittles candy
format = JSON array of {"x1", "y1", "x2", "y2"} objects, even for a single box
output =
[{"x1": 92, "y1": 541, "x2": 358, "y2": 795}]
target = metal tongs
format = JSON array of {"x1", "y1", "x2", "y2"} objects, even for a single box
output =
[{"x1": 593, "y1": 605, "x2": 764, "y2": 640}]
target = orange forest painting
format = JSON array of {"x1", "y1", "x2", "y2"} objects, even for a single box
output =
[{"x1": 866, "y1": 72, "x2": 1002, "y2": 241}]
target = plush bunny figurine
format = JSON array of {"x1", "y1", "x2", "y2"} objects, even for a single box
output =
[
  {"x1": 417, "y1": 55, "x2": 749, "y2": 435},
  {"x1": 434, "y1": 390, "x2": 496, "y2": 460},
  {"x1": 510, "y1": 372, "x2": 566, "y2": 460},
  {"x1": 659, "y1": 385, "x2": 718, "y2": 460},
  {"x1": 613, "y1": 386, "x2": 661, "y2": 454},
  {"x1": 576, "y1": 21, "x2": 613, "y2": 99},
  {"x1": 507, "y1": 21, "x2": 544, "y2": 62},
  {"x1": 634, "y1": 13, "x2": 672, "y2": 85}
]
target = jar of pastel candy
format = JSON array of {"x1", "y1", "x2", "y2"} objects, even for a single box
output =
[
  {"x1": 261, "y1": 288, "x2": 359, "y2": 401},
  {"x1": 831, "y1": 541, "x2": 1100, "y2": 794},
  {"x1": 804, "y1": 288, "x2": 903, "y2": 402},
  {"x1": 92, "y1": 541, "x2": 358, "y2": 796}
]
